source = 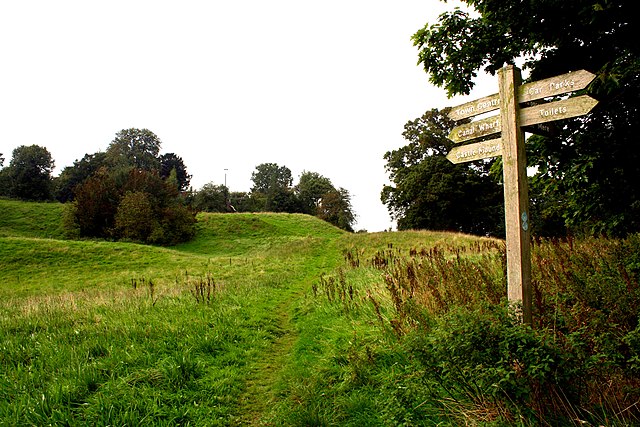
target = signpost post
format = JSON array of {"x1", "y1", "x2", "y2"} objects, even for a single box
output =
[{"x1": 445, "y1": 65, "x2": 597, "y2": 324}]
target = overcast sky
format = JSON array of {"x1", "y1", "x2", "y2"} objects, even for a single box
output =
[{"x1": 0, "y1": 1, "x2": 496, "y2": 232}]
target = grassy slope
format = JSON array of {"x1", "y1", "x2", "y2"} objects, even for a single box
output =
[
  {"x1": 0, "y1": 205, "x2": 343, "y2": 298},
  {"x1": 0, "y1": 200, "x2": 492, "y2": 425},
  {"x1": 0, "y1": 198, "x2": 66, "y2": 239},
  {"x1": 0, "y1": 200, "x2": 350, "y2": 424}
]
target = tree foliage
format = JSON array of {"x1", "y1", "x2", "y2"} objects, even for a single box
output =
[
  {"x1": 106, "y1": 128, "x2": 162, "y2": 171},
  {"x1": 250, "y1": 163, "x2": 293, "y2": 194},
  {"x1": 381, "y1": 109, "x2": 504, "y2": 236},
  {"x1": 55, "y1": 129, "x2": 191, "y2": 203},
  {"x1": 114, "y1": 191, "x2": 156, "y2": 241},
  {"x1": 71, "y1": 168, "x2": 119, "y2": 238},
  {"x1": 54, "y1": 152, "x2": 107, "y2": 203},
  {"x1": 317, "y1": 188, "x2": 356, "y2": 232},
  {"x1": 296, "y1": 171, "x2": 335, "y2": 215},
  {"x1": 46, "y1": 128, "x2": 195, "y2": 244},
  {"x1": 67, "y1": 167, "x2": 195, "y2": 245},
  {"x1": 192, "y1": 183, "x2": 229, "y2": 213},
  {"x1": 250, "y1": 163, "x2": 299, "y2": 213},
  {"x1": 0, "y1": 145, "x2": 55, "y2": 201},
  {"x1": 412, "y1": 0, "x2": 640, "y2": 236},
  {"x1": 159, "y1": 153, "x2": 191, "y2": 192}
]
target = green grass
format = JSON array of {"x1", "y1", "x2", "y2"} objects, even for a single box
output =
[
  {"x1": 0, "y1": 199, "x2": 354, "y2": 425},
  {"x1": 174, "y1": 211, "x2": 344, "y2": 256},
  {"x1": 9, "y1": 199, "x2": 628, "y2": 425},
  {"x1": 0, "y1": 198, "x2": 66, "y2": 239}
]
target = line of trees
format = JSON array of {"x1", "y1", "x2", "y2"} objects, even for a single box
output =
[
  {"x1": 191, "y1": 163, "x2": 356, "y2": 232},
  {"x1": 1, "y1": 130, "x2": 357, "y2": 243}
]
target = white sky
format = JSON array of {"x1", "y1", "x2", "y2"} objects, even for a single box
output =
[{"x1": 0, "y1": 0, "x2": 496, "y2": 232}]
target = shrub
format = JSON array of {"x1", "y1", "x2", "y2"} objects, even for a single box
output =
[
  {"x1": 115, "y1": 191, "x2": 156, "y2": 241},
  {"x1": 66, "y1": 168, "x2": 195, "y2": 245},
  {"x1": 407, "y1": 305, "x2": 575, "y2": 424},
  {"x1": 71, "y1": 168, "x2": 119, "y2": 238}
]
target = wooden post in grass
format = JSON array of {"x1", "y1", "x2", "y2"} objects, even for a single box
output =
[
  {"x1": 445, "y1": 65, "x2": 597, "y2": 325},
  {"x1": 499, "y1": 65, "x2": 531, "y2": 324}
]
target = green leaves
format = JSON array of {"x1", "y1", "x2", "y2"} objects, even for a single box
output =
[
  {"x1": 413, "y1": 0, "x2": 640, "y2": 236},
  {"x1": 106, "y1": 128, "x2": 162, "y2": 171},
  {"x1": 70, "y1": 168, "x2": 195, "y2": 245},
  {"x1": 382, "y1": 108, "x2": 503, "y2": 236},
  {"x1": 1, "y1": 145, "x2": 55, "y2": 201}
]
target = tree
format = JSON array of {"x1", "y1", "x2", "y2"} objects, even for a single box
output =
[
  {"x1": 0, "y1": 153, "x2": 8, "y2": 196},
  {"x1": 68, "y1": 167, "x2": 195, "y2": 244},
  {"x1": 106, "y1": 128, "x2": 162, "y2": 171},
  {"x1": 251, "y1": 163, "x2": 293, "y2": 194},
  {"x1": 412, "y1": 0, "x2": 640, "y2": 236},
  {"x1": 317, "y1": 188, "x2": 356, "y2": 232},
  {"x1": 159, "y1": 153, "x2": 191, "y2": 192},
  {"x1": 296, "y1": 171, "x2": 335, "y2": 215},
  {"x1": 381, "y1": 109, "x2": 504, "y2": 236},
  {"x1": 192, "y1": 183, "x2": 228, "y2": 212},
  {"x1": 71, "y1": 167, "x2": 120, "y2": 238},
  {"x1": 54, "y1": 152, "x2": 107, "y2": 202},
  {"x1": 2, "y1": 145, "x2": 55, "y2": 201},
  {"x1": 229, "y1": 191, "x2": 261, "y2": 212},
  {"x1": 115, "y1": 191, "x2": 156, "y2": 241},
  {"x1": 250, "y1": 163, "x2": 299, "y2": 212}
]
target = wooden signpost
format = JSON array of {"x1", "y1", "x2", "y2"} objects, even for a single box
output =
[{"x1": 445, "y1": 65, "x2": 597, "y2": 324}]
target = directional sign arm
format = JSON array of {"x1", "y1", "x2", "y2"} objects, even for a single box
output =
[
  {"x1": 448, "y1": 95, "x2": 597, "y2": 144},
  {"x1": 446, "y1": 138, "x2": 502, "y2": 164},
  {"x1": 448, "y1": 115, "x2": 501, "y2": 143},
  {"x1": 447, "y1": 70, "x2": 596, "y2": 122},
  {"x1": 520, "y1": 95, "x2": 598, "y2": 127},
  {"x1": 447, "y1": 93, "x2": 500, "y2": 121},
  {"x1": 518, "y1": 70, "x2": 596, "y2": 104}
]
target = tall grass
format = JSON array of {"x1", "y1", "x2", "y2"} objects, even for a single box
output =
[{"x1": 296, "y1": 234, "x2": 640, "y2": 425}]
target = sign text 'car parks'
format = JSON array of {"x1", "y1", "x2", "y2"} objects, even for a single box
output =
[{"x1": 445, "y1": 66, "x2": 597, "y2": 324}]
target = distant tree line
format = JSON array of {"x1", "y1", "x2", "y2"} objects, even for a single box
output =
[
  {"x1": 0, "y1": 128, "x2": 356, "y2": 244},
  {"x1": 191, "y1": 163, "x2": 356, "y2": 232}
]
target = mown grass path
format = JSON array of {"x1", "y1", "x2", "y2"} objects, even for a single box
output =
[
  {"x1": 226, "y1": 233, "x2": 342, "y2": 425},
  {"x1": 233, "y1": 291, "x2": 300, "y2": 425},
  {"x1": 173, "y1": 213, "x2": 346, "y2": 424}
]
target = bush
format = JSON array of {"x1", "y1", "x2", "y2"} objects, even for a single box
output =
[
  {"x1": 115, "y1": 191, "x2": 156, "y2": 241},
  {"x1": 66, "y1": 168, "x2": 195, "y2": 245},
  {"x1": 71, "y1": 168, "x2": 119, "y2": 238},
  {"x1": 407, "y1": 305, "x2": 575, "y2": 424}
]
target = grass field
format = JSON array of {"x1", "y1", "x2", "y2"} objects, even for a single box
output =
[
  {"x1": 0, "y1": 201, "x2": 348, "y2": 424},
  {"x1": 2, "y1": 199, "x2": 639, "y2": 426}
]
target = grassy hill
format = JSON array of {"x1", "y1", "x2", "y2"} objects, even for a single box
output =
[
  {"x1": 0, "y1": 198, "x2": 66, "y2": 239},
  {"x1": 1, "y1": 199, "x2": 638, "y2": 426},
  {"x1": 0, "y1": 199, "x2": 353, "y2": 424}
]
